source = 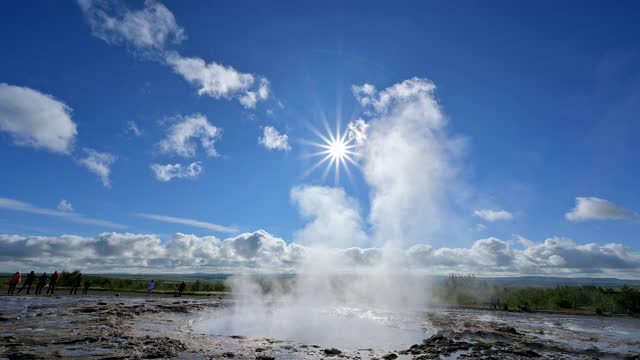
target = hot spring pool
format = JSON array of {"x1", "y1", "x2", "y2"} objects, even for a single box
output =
[{"x1": 193, "y1": 304, "x2": 428, "y2": 350}]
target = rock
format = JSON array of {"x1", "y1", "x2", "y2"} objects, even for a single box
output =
[
  {"x1": 496, "y1": 326, "x2": 519, "y2": 335},
  {"x1": 382, "y1": 353, "x2": 398, "y2": 359},
  {"x1": 423, "y1": 334, "x2": 445, "y2": 344},
  {"x1": 512, "y1": 349, "x2": 542, "y2": 357},
  {"x1": 222, "y1": 352, "x2": 235, "y2": 357},
  {"x1": 255, "y1": 357, "x2": 275, "y2": 360},
  {"x1": 6, "y1": 351, "x2": 41, "y2": 359},
  {"x1": 323, "y1": 348, "x2": 342, "y2": 356}
]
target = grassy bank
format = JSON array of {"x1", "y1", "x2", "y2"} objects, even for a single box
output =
[
  {"x1": 434, "y1": 274, "x2": 640, "y2": 315},
  {"x1": 2, "y1": 272, "x2": 638, "y2": 315}
]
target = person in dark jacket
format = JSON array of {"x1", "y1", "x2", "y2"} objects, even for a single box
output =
[
  {"x1": 7, "y1": 272, "x2": 21, "y2": 294},
  {"x1": 35, "y1": 272, "x2": 48, "y2": 295},
  {"x1": 70, "y1": 272, "x2": 82, "y2": 295},
  {"x1": 17, "y1": 271, "x2": 36, "y2": 294},
  {"x1": 177, "y1": 281, "x2": 186, "y2": 297},
  {"x1": 82, "y1": 278, "x2": 91, "y2": 295},
  {"x1": 47, "y1": 271, "x2": 59, "y2": 295}
]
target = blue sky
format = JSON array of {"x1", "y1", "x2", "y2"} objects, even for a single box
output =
[{"x1": 0, "y1": 1, "x2": 639, "y2": 276}]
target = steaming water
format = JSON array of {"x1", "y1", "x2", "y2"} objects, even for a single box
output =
[
  {"x1": 193, "y1": 304, "x2": 640, "y2": 356},
  {"x1": 194, "y1": 304, "x2": 428, "y2": 350}
]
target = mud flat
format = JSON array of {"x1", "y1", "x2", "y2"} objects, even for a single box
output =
[{"x1": 1, "y1": 295, "x2": 639, "y2": 359}]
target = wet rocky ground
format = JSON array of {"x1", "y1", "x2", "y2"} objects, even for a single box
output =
[{"x1": 1, "y1": 295, "x2": 638, "y2": 359}]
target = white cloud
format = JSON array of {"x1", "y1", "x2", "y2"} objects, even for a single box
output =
[
  {"x1": 0, "y1": 83, "x2": 77, "y2": 154},
  {"x1": 165, "y1": 52, "x2": 269, "y2": 108},
  {"x1": 0, "y1": 230, "x2": 637, "y2": 277},
  {"x1": 138, "y1": 213, "x2": 236, "y2": 233},
  {"x1": 57, "y1": 199, "x2": 74, "y2": 212},
  {"x1": 0, "y1": 197, "x2": 125, "y2": 229},
  {"x1": 349, "y1": 77, "x2": 466, "y2": 246},
  {"x1": 259, "y1": 126, "x2": 291, "y2": 151},
  {"x1": 352, "y1": 78, "x2": 440, "y2": 124},
  {"x1": 347, "y1": 118, "x2": 368, "y2": 145},
  {"x1": 126, "y1": 121, "x2": 143, "y2": 136},
  {"x1": 78, "y1": 1, "x2": 269, "y2": 108},
  {"x1": 151, "y1": 162, "x2": 203, "y2": 182},
  {"x1": 290, "y1": 185, "x2": 367, "y2": 248},
  {"x1": 474, "y1": 209, "x2": 513, "y2": 222},
  {"x1": 158, "y1": 114, "x2": 221, "y2": 157},
  {"x1": 78, "y1": 148, "x2": 117, "y2": 187},
  {"x1": 566, "y1": 197, "x2": 638, "y2": 222},
  {"x1": 77, "y1": 0, "x2": 185, "y2": 52}
]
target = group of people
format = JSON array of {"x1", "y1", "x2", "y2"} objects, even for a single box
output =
[
  {"x1": 8, "y1": 273, "x2": 190, "y2": 298},
  {"x1": 6, "y1": 271, "x2": 91, "y2": 296}
]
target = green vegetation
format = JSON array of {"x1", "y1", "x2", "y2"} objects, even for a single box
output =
[
  {"x1": 1, "y1": 271, "x2": 229, "y2": 295},
  {"x1": 2, "y1": 271, "x2": 638, "y2": 316},
  {"x1": 435, "y1": 274, "x2": 640, "y2": 315}
]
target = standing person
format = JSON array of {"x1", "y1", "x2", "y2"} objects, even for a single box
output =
[
  {"x1": 17, "y1": 271, "x2": 36, "y2": 295},
  {"x1": 82, "y1": 278, "x2": 91, "y2": 295},
  {"x1": 7, "y1": 272, "x2": 21, "y2": 294},
  {"x1": 47, "y1": 271, "x2": 59, "y2": 295},
  {"x1": 177, "y1": 281, "x2": 186, "y2": 297},
  {"x1": 147, "y1": 280, "x2": 155, "y2": 297},
  {"x1": 70, "y1": 272, "x2": 82, "y2": 295},
  {"x1": 35, "y1": 272, "x2": 48, "y2": 295}
]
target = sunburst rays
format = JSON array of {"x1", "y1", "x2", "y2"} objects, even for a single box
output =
[{"x1": 303, "y1": 122, "x2": 359, "y2": 184}]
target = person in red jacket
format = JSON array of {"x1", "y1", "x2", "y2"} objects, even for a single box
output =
[
  {"x1": 7, "y1": 272, "x2": 20, "y2": 294},
  {"x1": 47, "y1": 271, "x2": 59, "y2": 295}
]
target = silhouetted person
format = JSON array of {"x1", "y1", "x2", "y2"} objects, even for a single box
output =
[
  {"x1": 47, "y1": 271, "x2": 59, "y2": 295},
  {"x1": 177, "y1": 281, "x2": 186, "y2": 297},
  {"x1": 82, "y1": 279, "x2": 91, "y2": 295},
  {"x1": 17, "y1": 271, "x2": 36, "y2": 295},
  {"x1": 147, "y1": 280, "x2": 155, "y2": 297},
  {"x1": 70, "y1": 273, "x2": 82, "y2": 295},
  {"x1": 35, "y1": 272, "x2": 48, "y2": 295},
  {"x1": 7, "y1": 272, "x2": 21, "y2": 294}
]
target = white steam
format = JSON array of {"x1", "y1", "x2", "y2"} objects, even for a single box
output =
[{"x1": 202, "y1": 77, "x2": 456, "y2": 348}]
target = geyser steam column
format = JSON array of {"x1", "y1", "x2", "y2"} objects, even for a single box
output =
[{"x1": 203, "y1": 77, "x2": 460, "y2": 349}]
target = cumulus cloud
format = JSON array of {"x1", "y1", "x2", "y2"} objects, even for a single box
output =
[
  {"x1": 158, "y1": 114, "x2": 221, "y2": 157},
  {"x1": 566, "y1": 197, "x2": 638, "y2": 222},
  {"x1": 291, "y1": 185, "x2": 367, "y2": 248},
  {"x1": 474, "y1": 209, "x2": 513, "y2": 222},
  {"x1": 0, "y1": 230, "x2": 308, "y2": 273},
  {"x1": 0, "y1": 83, "x2": 77, "y2": 154},
  {"x1": 1, "y1": 230, "x2": 637, "y2": 277},
  {"x1": 78, "y1": 148, "x2": 117, "y2": 187},
  {"x1": 57, "y1": 199, "x2": 74, "y2": 212},
  {"x1": 77, "y1": 0, "x2": 185, "y2": 52},
  {"x1": 78, "y1": 1, "x2": 269, "y2": 108},
  {"x1": 151, "y1": 162, "x2": 202, "y2": 182},
  {"x1": 347, "y1": 118, "x2": 368, "y2": 145},
  {"x1": 259, "y1": 126, "x2": 291, "y2": 151},
  {"x1": 165, "y1": 52, "x2": 269, "y2": 108},
  {"x1": 349, "y1": 77, "x2": 465, "y2": 246},
  {"x1": 138, "y1": 213, "x2": 236, "y2": 233},
  {"x1": 0, "y1": 197, "x2": 125, "y2": 229}
]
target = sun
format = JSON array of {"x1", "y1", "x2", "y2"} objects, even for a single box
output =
[
  {"x1": 328, "y1": 138, "x2": 347, "y2": 160},
  {"x1": 304, "y1": 122, "x2": 358, "y2": 183}
]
